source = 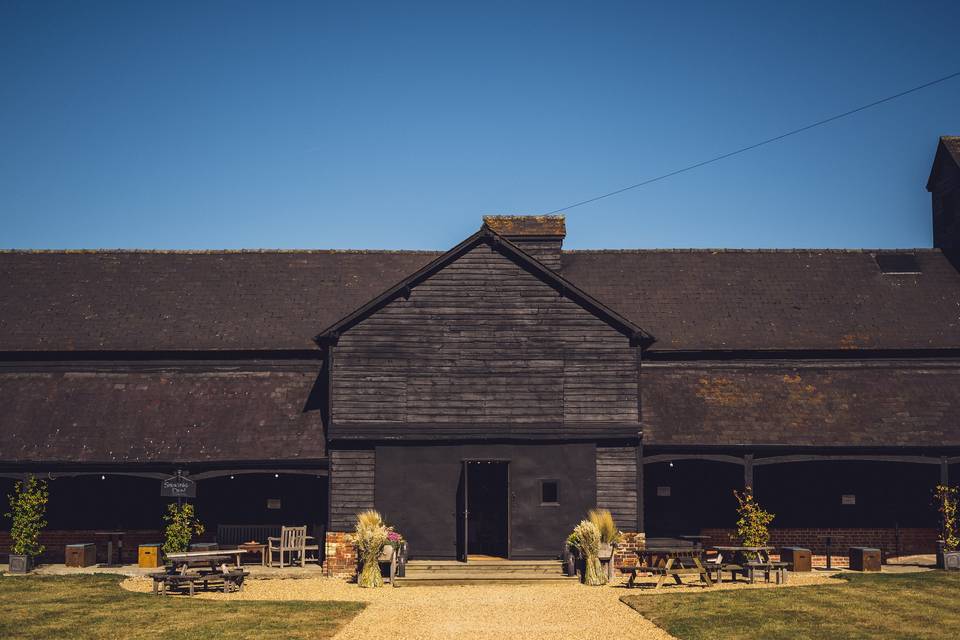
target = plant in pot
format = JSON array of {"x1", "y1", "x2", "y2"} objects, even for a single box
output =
[
  {"x1": 934, "y1": 484, "x2": 959, "y2": 570},
  {"x1": 384, "y1": 529, "x2": 406, "y2": 576},
  {"x1": 162, "y1": 502, "x2": 205, "y2": 555},
  {"x1": 589, "y1": 508, "x2": 621, "y2": 560},
  {"x1": 570, "y1": 519, "x2": 607, "y2": 586},
  {"x1": 353, "y1": 510, "x2": 389, "y2": 588},
  {"x1": 5, "y1": 476, "x2": 49, "y2": 574},
  {"x1": 733, "y1": 488, "x2": 774, "y2": 561}
]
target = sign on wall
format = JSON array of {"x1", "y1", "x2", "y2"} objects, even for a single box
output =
[
  {"x1": 841, "y1": 494, "x2": 856, "y2": 505},
  {"x1": 266, "y1": 498, "x2": 282, "y2": 510},
  {"x1": 161, "y1": 472, "x2": 196, "y2": 498},
  {"x1": 656, "y1": 486, "x2": 672, "y2": 497}
]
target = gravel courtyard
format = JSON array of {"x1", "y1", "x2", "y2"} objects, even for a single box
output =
[{"x1": 122, "y1": 571, "x2": 839, "y2": 640}]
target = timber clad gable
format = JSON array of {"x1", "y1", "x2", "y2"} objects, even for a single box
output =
[{"x1": 329, "y1": 241, "x2": 641, "y2": 430}]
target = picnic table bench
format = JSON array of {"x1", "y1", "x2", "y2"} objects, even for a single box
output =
[
  {"x1": 710, "y1": 546, "x2": 787, "y2": 584},
  {"x1": 150, "y1": 568, "x2": 249, "y2": 596},
  {"x1": 617, "y1": 547, "x2": 714, "y2": 590},
  {"x1": 164, "y1": 549, "x2": 248, "y2": 570},
  {"x1": 152, "y1": 550, "x2": 251, "y2": 596}
]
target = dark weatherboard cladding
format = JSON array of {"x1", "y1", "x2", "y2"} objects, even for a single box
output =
[{"x1": 326, "y1": 231, "x2": 644, "y2": 431}]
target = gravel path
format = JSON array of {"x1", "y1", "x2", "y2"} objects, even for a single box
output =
[{"x1": 121, "y1": 571, "x2": 842, "y2": 639}]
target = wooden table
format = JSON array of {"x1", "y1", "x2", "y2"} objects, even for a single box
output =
[
  {"x1": 237, "y1": 542, "x2": 267, "y2": 567},
  {"x1": 680, "y1": 535, "x2": 711, "y2": 549},
  {"x1": 621, "y1": 547, "x2": 714, "y2": 590},
  {"x1": 165, "y1": 549, "x2": 249, "y2": 572},
  {"x1": 710, "y1": 546, "x2": 785, "y2": 583}
]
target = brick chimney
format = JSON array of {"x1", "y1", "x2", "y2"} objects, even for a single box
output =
[
  {"x1": 927, "y1": 136, "x2": 960, "y2": 250},
  {"x1": 482, "y1": 215, "x2": 566, "y2": 271}
]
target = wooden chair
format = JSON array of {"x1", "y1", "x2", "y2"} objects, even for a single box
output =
[{"x1": 267, "y1": 526, "x2": 319, "y2": 568}]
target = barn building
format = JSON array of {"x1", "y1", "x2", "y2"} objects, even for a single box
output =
[{"x1": 2, "y1": 137, "x2": 960, "y2": 572}]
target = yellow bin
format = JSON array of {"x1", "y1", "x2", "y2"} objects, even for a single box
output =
[{"x1": 138, "y1": 544, "x2": 162, "y2": 568}]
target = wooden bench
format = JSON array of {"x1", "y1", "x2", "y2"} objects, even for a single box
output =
[
  {"x1": 744, "y1": 561, "x2": 789, "y2": 584},
  {"x1": 705, "y1": 562, "x2": 745, "y2": 583},
  {"x1": 616, "y1": 563, "x2": 713, "y2": 589},
  {"x1": 151, "y1": 568, "x2": 249, "y2": 596},
  {"x1": 615, "y1": 565, "x2": 646, "y2": 588}
]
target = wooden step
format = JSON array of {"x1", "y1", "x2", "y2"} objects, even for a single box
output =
[{"x1": 396, "y1": 559, "x2": 572, "y2": 585}]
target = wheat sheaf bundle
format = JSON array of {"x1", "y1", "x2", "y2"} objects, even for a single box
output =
[
  {"x1": 573, "y1": 519, "x2": 606, "y2": 585},
  {"x1": 353, "y1": 510, "x2": 389, "y2": 588},
  {"x1": 587, "y1": 508, "x2": 620, "y2": 545}
]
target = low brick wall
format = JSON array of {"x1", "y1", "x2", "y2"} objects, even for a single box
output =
[
  {"x1": 612, "y1": 531, "x2": 646, "y2": 567},
  {"x1": 323, "y1": 531, "x2": 358, "y2": 578},
  {"x1": 698, "y1": 527, "x2": 938, "y2": 565},
  {"x1": 0, "y1": 529, "x2": 178, "y2": 564}
]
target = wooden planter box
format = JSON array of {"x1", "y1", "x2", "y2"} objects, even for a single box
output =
[
  {"x1": 849, "y1": 547, "x2": 881, "y2": 572},
  {"x1": 8, "y1": 554, "x2": 32, "y2": 574},
  {"x1": 66, "y1": 543, "x2": 97, "y2": 568},
  {"x1": 781, "y1": 547, "x2": 811, "y2": 572}
]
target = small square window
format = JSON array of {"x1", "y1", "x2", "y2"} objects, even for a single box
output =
[{"x1": 540, "y1": 480, "x2": 559, "y2": 505}]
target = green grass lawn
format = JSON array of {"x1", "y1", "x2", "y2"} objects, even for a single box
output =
[
  {"x1": 0, "y1": 574, "x2": 364, "y2": 640},
  {"x1": 622, "y1": 572, "x2": 960, "y2": 640}
]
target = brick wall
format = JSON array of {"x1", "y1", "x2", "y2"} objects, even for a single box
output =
[
  {"x1": 323, "y1": 531, "x2": 358, "y2": 578},
  {"x1": 0, "y1": 529, "x2": 172, "y2": 564},
  {"x1": 698, "y1": 527, "x2": 938, "y2": 566},
  {"x1": 613, "y1": 531, "x2": 646, "y2": 567}
]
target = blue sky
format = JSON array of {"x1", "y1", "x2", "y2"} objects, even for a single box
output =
[{"x1": 1, "y1": 1, "x2": 958, "y2": 250}]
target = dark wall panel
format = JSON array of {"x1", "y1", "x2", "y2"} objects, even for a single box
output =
[
  {"x1": 329, "y1": 449, "x2": 375, "y2": 531},
  {"x1": 375, "y1": 443, "x2": 596, "y2": 559}
]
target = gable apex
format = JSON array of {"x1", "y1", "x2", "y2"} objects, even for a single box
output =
[
  {"x1": 314, "y1": 226, "x2": 653, "y2": 347},
  {"x1": 927, "y1": 136, "x2": 960, "y2": 192}
]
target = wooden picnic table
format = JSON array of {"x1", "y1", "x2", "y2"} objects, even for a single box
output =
[
  {"x1": 164, "y1": 549, "x2": 249, "y2": 571},
  {"x1": 619, "y1": 547, "x2": 714, "y2": 590},
  {"x1": 710, "y1": 546, "x2": 787, "y2": 584},
  {"x1": 679, "y1": 535, "x2": 711, "y2": 549}
]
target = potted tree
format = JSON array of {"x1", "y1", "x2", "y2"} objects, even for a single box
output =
[
  {"x1": 733, "y1": 488, "x2": 775, "y2": 561},
  {"x1": 5, "y1": 476, "x2": 49, "y2": 574},
  {"x1": 934, "y1": 484, "x2": 959, "y2": 570},
  {"x1": 162, "y1": 502, "x2": 205, "y2": 555}
]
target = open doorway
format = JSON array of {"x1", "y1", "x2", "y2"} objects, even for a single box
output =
[{"x1": 458, "y1": 461, "x2": 509, "y2": 560}]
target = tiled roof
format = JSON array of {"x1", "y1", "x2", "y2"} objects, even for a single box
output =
[
  {"x1": 562, "y1": 249, "x2": 960, "y2": 351},
  {"x1": 0, "y1": 248, "x2": 958, "y2": 353},
  {"x1": 642, "y1": 363, "x2": 960, "y2": 446},
  {"x1": 0, "y1": 369, "x2": 325, "y2": 463}
]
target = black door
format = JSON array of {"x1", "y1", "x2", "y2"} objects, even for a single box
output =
[
  {"x1": 456, "y1": 461, "x2": 468, "y2": 562},
  {"x1": 465, "y1": 461, "x2": 509, "y2": 558}
]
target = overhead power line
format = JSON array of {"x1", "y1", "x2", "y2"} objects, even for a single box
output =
[{"x1": 543, "y1": 70, "x2": 960, "y2": 215}]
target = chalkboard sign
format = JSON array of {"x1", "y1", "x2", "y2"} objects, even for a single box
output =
[{"x1": 161, "y1": 472, "x2": 196, "y2": 498}]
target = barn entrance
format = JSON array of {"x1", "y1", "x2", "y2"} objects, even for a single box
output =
[{"x1": 458, "y1": 460, "x2": 509, "y2": 561}]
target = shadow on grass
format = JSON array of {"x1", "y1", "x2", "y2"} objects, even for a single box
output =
[
  {"x1": 0, "y1": 574, "x2": 365, "y2": 640},
  {"x1": 621, "y1": 572, "x2": 960, "y2": 640}
]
